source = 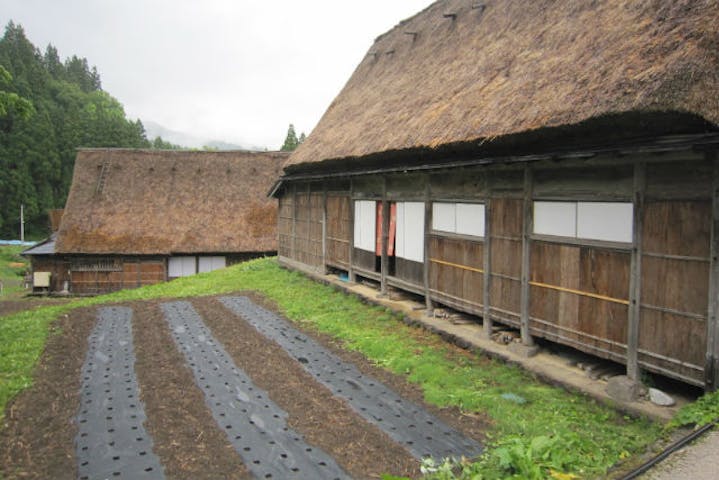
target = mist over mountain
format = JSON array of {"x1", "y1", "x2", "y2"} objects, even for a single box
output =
[{"x1": 143, "y1": 120, "x2": 265, "y2": 151}]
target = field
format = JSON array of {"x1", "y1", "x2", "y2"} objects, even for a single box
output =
[{"x1": 0, "y1": 254, "x2": 684, "y2": 479}]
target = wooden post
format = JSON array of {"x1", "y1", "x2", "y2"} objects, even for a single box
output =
[
  {"x1": 520, "y1": 166, "x2": 535, "y2": 346},
  {"x1": 706, "y1": 153, "x2": 719, "y2": 391},
  {"x1": 423, "y1": 176, "x2": 434, "y2": 313},
  {"x1": 348, "y1": 179, "x2": 356, "y2": 282},
  {"x1": 380, "y1": 177, "x2": 389, "y2": 296},
  {"x1": 322, "y1": 182, "x2": 328, "y2": 274},
  {"x1": 627, "y1": 162, "x2": 646, "y2": 382},
  {"x1": 483, "y1": 196, "x2": 493, "y2": 339},
  {"x1": 291, "y1": 183, "x2": 298, "y2": 260},
  {"x1": 306, "y1": 183, "x2": 312, "y2": 267}
]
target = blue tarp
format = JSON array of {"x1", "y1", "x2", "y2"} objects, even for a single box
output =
[{"x1": 0, "y1": 240, "x2": 37, "y2": 246}]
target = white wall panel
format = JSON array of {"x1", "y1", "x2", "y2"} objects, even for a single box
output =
[
  {"x1": 199, "y1": 256, "x2": 226, "y2": 273},
  {"x1": 534, "y1": 202, "x2": 577, "y2": 237},
  {"x1": 397, "y1": 202, "x2": 425, "y2": 262},
  {"x1": 168, "y1": 256, "x2": 196, "y2": 278},
  {"x1": 456, "y1": 203, "x2": 485, "y2": 237},
  {"x1": 432, "y1": 202, "x2": 456, "y2": 232},
  {"x1": 577, "y1": 202, "x2": 633, "y2": 243},
  {"x1": 354, "y1": 200, "x2": 376, "y2": 252}
]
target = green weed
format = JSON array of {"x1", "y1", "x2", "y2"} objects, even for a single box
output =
[{"x1": 0, "y1": 257, "x2": 660, "y2": 478}]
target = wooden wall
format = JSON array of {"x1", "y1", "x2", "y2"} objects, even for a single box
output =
[
  {"x1": 277, "y1": 183, "x2": 325, "y2": 269},
  {"x1": 68, "y1": 257, "x2": 165, "y2": 294},
  {"x1": 277, "y1": 146, "x2": 719, "y2": 388}
]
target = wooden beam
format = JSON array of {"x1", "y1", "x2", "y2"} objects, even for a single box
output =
[
  {"x1": 706, "y1": 152, "x2": 719, "y2": 391},
  {"x1": 423, "y1": 176, "x2": 433, "y2": 313},
  {"x1": 483, "y1": 184, "x2": 493, "y2": 339},
  {"x1": 348, "y1": 179, "x2": 356, "y2": 282},
  {"x1": 520, "y1": 166, "x2": 534, "y2": 346},
  {"x1": 380, "y1": 177, "x2": 389, "y2": 295},
  {"x1": 627, "y1": 162, "x2": 646, "y2": 382}
]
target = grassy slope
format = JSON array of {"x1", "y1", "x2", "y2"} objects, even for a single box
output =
[
  {"x1": 1, "y1": 258, "x2": 663, "y2": 478},
  {"x1": 0, "y1": 246, "x2": 28, "y2": 298}
]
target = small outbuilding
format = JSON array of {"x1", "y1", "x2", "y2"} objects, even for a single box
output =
[
  {"x1": 26, "y1": 148, "x2": 286, "y2": 294},
  {"x1": 272, "y1": 0, "x2": 719, "y2": 391}
]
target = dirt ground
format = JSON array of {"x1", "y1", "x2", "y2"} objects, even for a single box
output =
[
  {"x1": 0, "y1": 293, "x2": 488, "y2": 479},
  {"x1": 0, "y1": 297, "x2": 71, "y2": 317}
]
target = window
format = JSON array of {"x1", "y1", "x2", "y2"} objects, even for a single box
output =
[
  {"x1": 396, "y1": 202, "x2": 425, "y2": 262},
  {"x1": 533, "y1": 201, "x2": 633, "y2": 243},
  {"x1": 353, "y1": 200, "x2": 376, "y2": 252},
  {"x1": 432, "y1": 202, "x2": 485, "y2": 237}
]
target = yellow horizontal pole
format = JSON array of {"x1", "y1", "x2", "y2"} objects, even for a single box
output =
[
  {"x1": 529, "y1": 280, "x2": 629, "y2": 306},
  {"x1": 430, "y1": 257, "x2": 628, "y2": 305},
  {"x1": 429, "y1": 258, "x2": 484, "y2": 274}
]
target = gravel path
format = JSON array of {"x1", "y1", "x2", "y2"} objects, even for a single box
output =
[{"x1": 640, "y1": 428, "x2": 719, "y2": 480}]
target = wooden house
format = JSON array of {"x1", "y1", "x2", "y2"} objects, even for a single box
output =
[
  {"x1": 272, "y1": 0, "x2": 719, "y2": 391},
  {"x1": 26, "y1": 148, "x2": 286, "y2": 294}
]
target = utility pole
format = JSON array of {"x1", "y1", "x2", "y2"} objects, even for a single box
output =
[{"x1": 20, "y1": 204, "x2": 24, "y2": 242}]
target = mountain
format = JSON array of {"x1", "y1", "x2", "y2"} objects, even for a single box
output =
[{"x1": 143, "y1": 120, "x2": 264, "y2": 151}]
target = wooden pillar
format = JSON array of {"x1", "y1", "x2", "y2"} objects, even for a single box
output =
[
  {"x1": 291, "y1": 183, "x2": 298, "y2": 260},
  {"x1": 322, "y1": 182, "x2": 328, "y2": 274},
  {"x1": 706, "y1": 153, "x2": 719, "y2": 391},
  {"x1": 306, "y1": 183, "x2": 312, "y2": 267},
  {"x1": 348, "y1": 179, "x2": 356, "y2": 282},
  {"x1": 627, "y1": 162, "x2": 646, "y2": 382},
  {"x1": 423, "y1": 175, "x2": 434, "y2": 313},
  {"x1": 380, "y1": 177, "x2": 389, "y2": 296},
  {"x1": 483, "y1": 196, "x2": 493, "y2": 339},
  {"x1": 520, "y1": 166, "x2": 535, "y2": 346},
  {"x1": 136, "y1": 257, "x2": 142, "y2": 288}
]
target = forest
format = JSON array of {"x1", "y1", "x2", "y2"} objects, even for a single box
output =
[{"x1": 0, "y1": 22, "x2": 175, "y2": 239}]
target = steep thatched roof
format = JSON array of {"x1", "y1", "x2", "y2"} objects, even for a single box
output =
[
  {"x1": 286, "y1": 0, "x2": 719, "y2": 171},
  {"x1": 56, "y1": 149, "x2": 287, "y2": 255}
]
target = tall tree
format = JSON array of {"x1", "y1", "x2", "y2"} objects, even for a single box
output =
[
  {"x1": 280, "y1": 123, "x2": 299, "y2": 151},
  {"x1": 0, "y1": 21, "x2": 150, "y2": 238}
]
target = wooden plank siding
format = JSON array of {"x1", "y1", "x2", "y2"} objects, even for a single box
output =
[
  {"x1": 277, "y1": 148, "x2": 719, "y2": 387},
  {"x1": 489, "y1": 198, "x2": 523, "y2": 326},
  {"x1": 638, "y1": 200, "x2": 712, "y2": 384},
  {"x1": 428, "y1": 235, "x2": 484, "y2": 312},
  {"x1": 69, "y1": 258, "x2": 165, "y2": 294},
  {"x1": 326, "y1": 194, "x2": 351, "y2": 268}
]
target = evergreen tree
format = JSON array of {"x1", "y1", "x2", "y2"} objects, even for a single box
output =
[
  {"x1": 280, "y1": 123, "x2": 299, "y2": 151},
  {"x1": 298, "y1": 132, "x2": 306, "y2": 144},
  {"x1": 0, "y1": 21, "x2": 151, "y2": 237}
]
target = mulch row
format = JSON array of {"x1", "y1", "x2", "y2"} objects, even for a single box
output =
[{"x1": 0, "y1": 293, "x2": 487, "y2": 479}]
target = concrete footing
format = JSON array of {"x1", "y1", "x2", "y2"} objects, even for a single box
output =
[
  {"x1": 606, "y1": 375, "x2": 645, "y2": 402},
  {"x1": 508, "y1": 342, "x2": 540, "y2": 358}
]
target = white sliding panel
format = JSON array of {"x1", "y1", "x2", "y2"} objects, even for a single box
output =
[
  {"x1": 198, "y1": 256, "x2": 227, "y2": 273},
  {"x1": 577, "y1": 202, "x2": 633, "y2": 243},
  {"x1": 432, "y1": 202, "x2": 456, "y2": 233},
  {"x1": 353, "y1": 200, "x2": 376, "y2": 252},
  {"x1": 168, "y1": 256, "x2": 196, "y2": 278},
  {"x1": 456, "y1": 203, "x2": 485, "y2": 237},
  {"x1": 396, "y1": 202, "x2": 425, "y2": 262},
  {"x1": 534, "y1": 201, "x2": 577, "y2": 237}
]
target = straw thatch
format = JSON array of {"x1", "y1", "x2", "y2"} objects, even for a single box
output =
[
  {"x1": 56, "y1": 149, "x2": 287, "y2": 255},
  {"x1": 287, "y1": 0, "x2": 719, "y2": 170}
]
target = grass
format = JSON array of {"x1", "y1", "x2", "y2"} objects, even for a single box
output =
[
  {"x1": 0, "y1": 245, "x2": 28, "y2": 298},
  {"x1": 0, "y1": 257, "x2": 665, "y2": 478}
]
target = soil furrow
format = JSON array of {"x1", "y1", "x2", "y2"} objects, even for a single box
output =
[
  {"x1": 132, "y1": 301, "x2": 251, "y2": 479},
  {"x1": 193, "y1": 295, "x2": 421, "y2": 479}
]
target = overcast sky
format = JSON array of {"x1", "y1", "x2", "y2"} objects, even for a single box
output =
[{"x1": 2, "y1": 0, "x2": 430, "y2": 149}]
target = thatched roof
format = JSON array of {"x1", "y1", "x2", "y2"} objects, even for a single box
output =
[
  {"x1": 286, "y1": 0, "x2": 719, "y2": 171},
  {"x1": 56, "y1": 149, "x2": 287, "y2": 255}
]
